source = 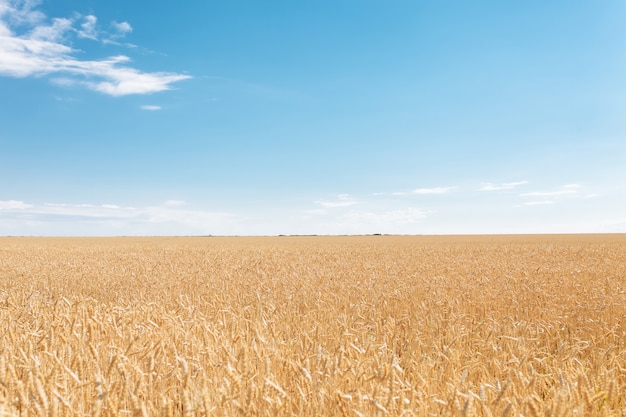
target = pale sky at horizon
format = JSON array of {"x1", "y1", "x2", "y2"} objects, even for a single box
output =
[{"x1": 1, "y1": 0, "x2": 625, "y2": 236}]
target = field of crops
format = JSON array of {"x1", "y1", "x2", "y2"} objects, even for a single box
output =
[{"x1": 0, "y1": 235, "x2": 625, "y2": 416}]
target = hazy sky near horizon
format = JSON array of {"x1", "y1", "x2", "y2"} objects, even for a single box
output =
[{"x1": 1, "y1": 0, "x2": 625, "y2": 236}]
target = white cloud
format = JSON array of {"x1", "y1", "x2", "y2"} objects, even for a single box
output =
[
  {"x1": 45, "y1": 202, "x2": 94, "y2": 208},
  {"x1": 0, "y1": 199, "x2": 241, "y2": 235},
  {"x1": 479, "y1": 181, "x2": 528, "y2": 191},
  {"x1": 50, "y1": 77, "x2": 76, "y2": 86},
  {"x1": 37, "y1": 202, "x2": 131, "y2": 218},
  {"x1": 29, "y1": 16, "x2": 72, "y2": 42},
  {"x1": 412, "y1": 187, "x2": 454, "y2": 195},
  {"x1": 315, "y1": 194, "x2": 358, "y2": 208},
  {"x1": 102, "y1": 21, "x2": 133, "y2": 47},
  {"x1": 388, "y1": 187, "x2": 454, "y2": 196},
  {"x1": 316, "y1": 201, "x2": 356, "y2": 208},
  {"x1": 0, "y1": 0, "x2": 190, "y2": 95},
  {"x1": 77, "y1": 14, "x2": 97, "y2": 40},
  {"x1": 0, "y1": 199, "x2": 32, "y2": 209},
  {"x1": 298, "y1": 191, "x2": 433, "y2": 234},
  {"x1": 520, "y1": 190, "x2": 576, "y2": 197},
  {"x1": 515, "y1": 184, "x2": 587, "y2": 209},
  {"x1": 164, "y1": 199, "x2": 185, "y2": 206},
  {"x1": 111, "y1": 21, "x2": 132, "y2": 36},
  {"x1": 0, "y1": 0, "x2": 45, "y2": 26},
  {"x1": 520, "y1": 184, "x2": 581, "y2": 197},
  {"x1": 291, "y1": 205, "x2": 431, "y2": 235},
  {"x1": 141, "y1": 105, "x2": 161, "y2": 111}
]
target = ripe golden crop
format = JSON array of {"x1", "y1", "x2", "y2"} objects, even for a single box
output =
[{"x1": 0, "y1": 235, "x2": 624, "y2": 416}]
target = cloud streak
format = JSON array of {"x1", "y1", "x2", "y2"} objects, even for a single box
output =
[
  {"x1": 391, "y1": 186, "x2": 454, "y2": 196},
  {"x1": 412, "y1": 187, "x2": 454, "y2": 195},
  {"x1": 315, "y1": 194, "x2": 358, "y2": 208},
  {"x1": 0, "y1": 199, "x2": 240, "y2": 235},
  {"x1": 520, "y1": 184, "x2": 580, "y2": 197},
  {"x1": 0, "y1": 199, "x2": 32, "y2": 209},
  {"x1": 517, "y1": 184, "x2": 584, "y2": 208},
  {"x1": 298, "y1": 206, "x2": 430, "y2": 235},
  {"x1": 0, "y1": 0, "x2": 190, "y2": 95},
  {"x1": 479, "y1": 181, "x2": 528, "y2": 191}
]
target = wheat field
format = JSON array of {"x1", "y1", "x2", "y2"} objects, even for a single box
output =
[{"x1": 0, "y1": 235, "x2": 625, "y2": 416}]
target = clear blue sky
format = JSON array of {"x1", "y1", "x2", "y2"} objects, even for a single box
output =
[{"x1": 1, "y1": 0, "x2": 625, "y2": 235}]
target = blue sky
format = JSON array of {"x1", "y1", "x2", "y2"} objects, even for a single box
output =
[{"x1": 1, "y1": 0, "x2": 625, "y2": 235}]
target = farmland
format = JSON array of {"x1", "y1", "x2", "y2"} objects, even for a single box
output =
[{"x1": 0, "y1": 235, "x2": 625, "y2": 416}]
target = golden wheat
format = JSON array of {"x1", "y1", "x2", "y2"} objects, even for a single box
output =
[{"x1": 0, "y1": 235, "x2": 625, "y2": 416}]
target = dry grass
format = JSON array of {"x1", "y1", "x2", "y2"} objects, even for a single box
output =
[{"x1": 0, "y1": 234, "x2": 625, "y2": 416}]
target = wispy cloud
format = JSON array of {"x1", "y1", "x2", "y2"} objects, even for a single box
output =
[
  {"x1": 140, "y1": 105, "x2": 161, "y2": 111},
  {"x1": 315, "y1": 194, "x2": 358, "y2": 208},
  {"x1": 111, "y1": 21, "x2": 132, "y2": 36},
  {"x1": 298, "y1": 206, "x2": 430, "y2": 235},
  {"x1": 0, "y1": 0, "x2": 190, "y2": 95},
  {"x1": 520, "y1": 184, "x2": 579, "y2": 197},
  {"x1": 0, "y1": 199, "x2": 32, "y2": 209},
  {"x1": 77, "y1": 15, "x2": 97, "y2": 40},
  {"x1": 0, "y1": 199, "x2": 240, "y2": 235},
  {"x1": 102, "y1": 20, "x2": 135, "y2": 47},
  {"x1": 164, "y1": 199, "x2": 185, "y2": 206},
  {"x1": 391, "y1": 187, "x2": 454, "y2": 196},
  {"x1": 517, "y1": 184, "x2": 582, "y2": 207},
  {"x1": 411, "y1": 187, "x2": 454, "y2": 195},
  {"x1": 521, "y1": 191, "x2": 575, "y2": 197},
  {"x1": 301, "y1": 190, "x2": 434, "y2": 234},
  {"x1": 479, "y1": 181, "x2": 528, "y2": 191}
]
